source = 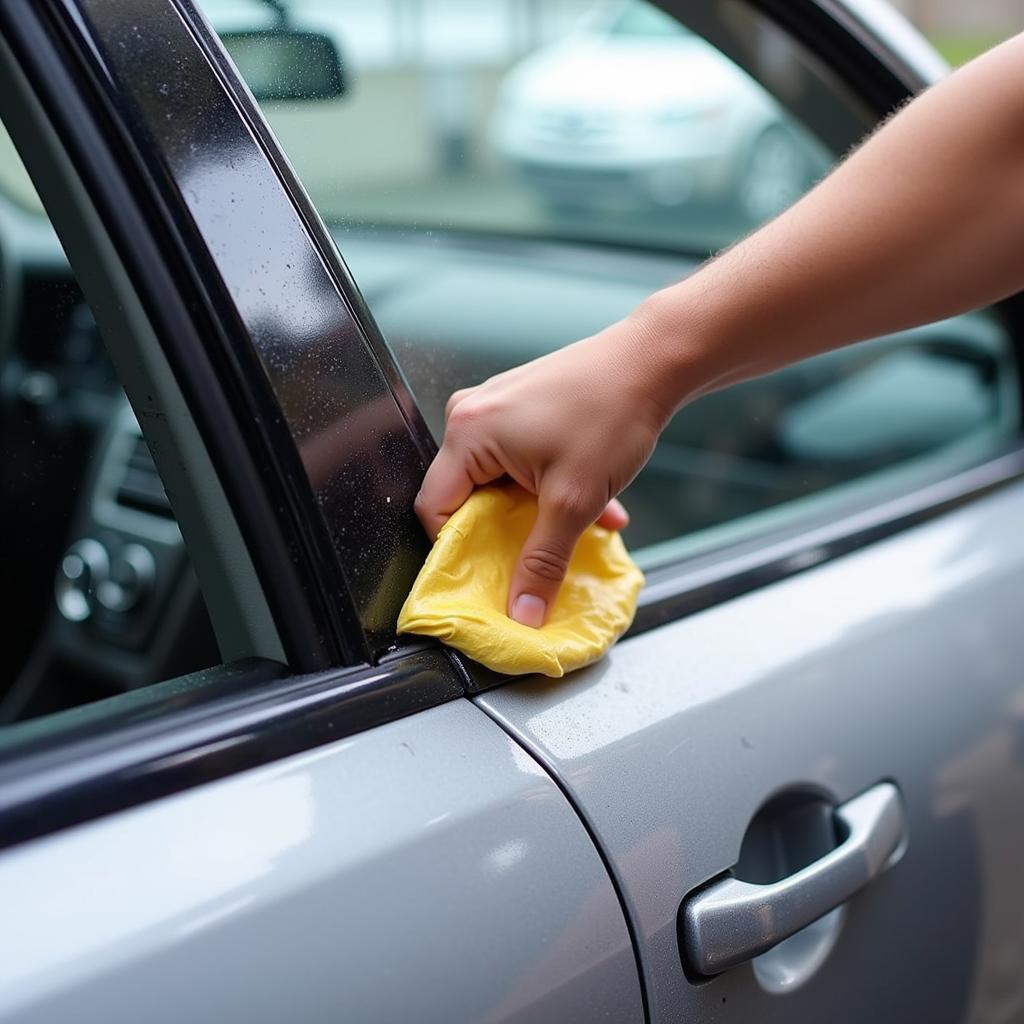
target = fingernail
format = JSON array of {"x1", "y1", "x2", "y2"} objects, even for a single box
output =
[{"x1": 511, "y1": 594, "x2": 546, "y2": 629}]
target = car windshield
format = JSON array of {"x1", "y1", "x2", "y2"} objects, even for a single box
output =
[
  {"x1": 607, "y1": 4, "x2": 692, "y2": 38},
  {"x1": 197, "y1": 0, "x2": 837, "y2": 256}
]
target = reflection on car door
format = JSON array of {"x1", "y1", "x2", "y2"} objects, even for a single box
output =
[
  {"x1": 473, "y1": 480, "x2": 1024, "y2": 1021},
  {"x1": 0, "y1": 700, "x2": 644, "y2": 1023}
]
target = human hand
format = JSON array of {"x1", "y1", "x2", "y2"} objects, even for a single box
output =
[{"x1": 415, "y1": 320, "x2": 671, "y2": 627}]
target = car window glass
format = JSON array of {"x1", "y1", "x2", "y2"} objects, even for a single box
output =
[
  {"x1": 0, "y1": 120, "x2": 223, "y2": 729},
  {"x1": 199, "y1": 0, "x2": 1020, "y2": 561}
]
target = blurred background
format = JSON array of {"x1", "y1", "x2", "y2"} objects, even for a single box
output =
[
  {"x1": 196, "y1": 0, "x2": 1021, "y2": 261},
  {"x1": 892, "y1": 0, "x2": 1021, "y2": 64}
]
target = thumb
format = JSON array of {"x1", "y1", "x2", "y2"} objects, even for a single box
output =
[{"x1": 508, "y1": 492, "x2": 591, "y2": 628}]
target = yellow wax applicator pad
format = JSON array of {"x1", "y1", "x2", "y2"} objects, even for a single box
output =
[{"x1": 397, "y1": 485, "x2": 644, "y2": 677}]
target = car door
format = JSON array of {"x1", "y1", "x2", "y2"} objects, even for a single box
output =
[
  {"x1": 0, "y1": 3, "x2": 643, "y2": 1022},
  {"x1": 203, "y1": 1, "x2": 1024, "y2": 1021}
]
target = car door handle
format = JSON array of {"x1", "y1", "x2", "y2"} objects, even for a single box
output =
[{"x1": 681, "y1": 782, "x2": 905, "y2": 976}]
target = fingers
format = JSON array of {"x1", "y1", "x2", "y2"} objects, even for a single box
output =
[
  {"x1": 422, "y1": 386, "x2": 508, "y2": 538},
  {"x1": 596, "y1": 497, "x2": 629, "y2": 531},
  {"x1": 508, "y1": 491, "x2": 593, "y2": 628},
  {"x1": 415, "y1": 444, "x2": 475, "y2": 540}
]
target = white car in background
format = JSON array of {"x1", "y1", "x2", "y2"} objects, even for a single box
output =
[{"x1": 492, "y1": 2, "x2": 828, "y2": 223}]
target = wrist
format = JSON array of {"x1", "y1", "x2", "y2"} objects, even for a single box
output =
[{"x1": 616, "y1": 284, "x2": 729, "y2": 419}]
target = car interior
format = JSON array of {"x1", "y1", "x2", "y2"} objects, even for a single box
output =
[
  {"x1": 0, "y1": 152, "x2": 221, "y2": 724},
  {"x1": 0, "y1": 0, "x2": 1020, "y2": 729}
]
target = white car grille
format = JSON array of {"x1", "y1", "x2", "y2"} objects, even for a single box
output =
[{"x1": 531, "y1": 110, "x2": 619, "y2": 145}]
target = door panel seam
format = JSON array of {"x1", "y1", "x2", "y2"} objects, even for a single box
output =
[{"x1": 471, "y1": 693, "x2": 653, "y2": 1024}]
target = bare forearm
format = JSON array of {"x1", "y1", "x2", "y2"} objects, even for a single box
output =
[
  {"x1": 631, "y1": 32, "x2": 1024, "y2": 413},
  {"x1": 417, "y1": 33, "x2": 1024, "y2": 624}
]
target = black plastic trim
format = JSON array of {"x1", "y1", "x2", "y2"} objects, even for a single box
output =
[
  {"x1": 808, "y1": 0, "x2": 936, "y2": 92},
  {"x1": 59, "y1": 0, "x2": 435, "y2": 658},
  {"x1": 0, "y1": 648, "x2": 462, "y2": 851},
  {"x1": 632, "y1": 446, "x2": 1024, "y2": 634},
  {"x1": 3, "y1": 0, "x2": 361, "y2": 668},
  {"x1": 176, "y1": 0, "x2": 438, "y2": 468},
  {"x1": 745, "y1": 0, "x2": 923, "y2": 115}
]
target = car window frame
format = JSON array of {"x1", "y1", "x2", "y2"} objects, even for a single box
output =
[
  {"x1": 7, "y1": 0, "x2": 355, "y2": 671},
  {"x1": 145, "y1": 0, "x2": 1024, "y2": 667},
  {"x1": 210, "y1": 0, "x2": 1024, "y2": 688}
]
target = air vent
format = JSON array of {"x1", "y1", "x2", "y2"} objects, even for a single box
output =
[{"x1": 114, "y1": 435, "x2": 174, "y2": 519}]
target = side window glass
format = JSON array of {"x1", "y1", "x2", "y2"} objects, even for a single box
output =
[
  {"x1": 0, "y1": 122, "x2": 222, "y2": 728},
  {"x1": 202, "y1": 0, "x2": 1019, "y2": 558}
]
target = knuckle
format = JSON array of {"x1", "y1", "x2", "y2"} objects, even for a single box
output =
[
  {"x1": 447, "y1": 396, "x2": 503, "y2": 439},
  {"x1": 545, "y1": 486, "x2": 589, "y2": 520},
  {"x1": 522, "y1": 546, "x2": 571, "y2": 583},
  {"x1": 444, "y1": 390, "x2": 468, "y2": 420},
  {"x1": 446, "y1": 400, "x2": 479, "y2": 432}
]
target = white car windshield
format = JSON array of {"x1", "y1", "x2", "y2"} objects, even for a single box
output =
[{"x1": 607, "y1": 4, "x2": 693, "y2": 38}]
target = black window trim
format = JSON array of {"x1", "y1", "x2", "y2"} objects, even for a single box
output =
[
  {"x1": 9, "y1": 0, "x2": 365, "y2": 668},
  {"x1": 0, "y1": 648, "x2": 463, "y2": 851},
  {"x1": 745, "y1": 0, "x2": 931, "y2": 109},
  {"x1": 176, "y1": 0, "x2": 438, "y2": 471},
  {"x1": 63, "y1": 0, "x2": 437, "y2": 659},
  {"x1": 631, "y1": 445, "x2": 1024, "y2": 629}
]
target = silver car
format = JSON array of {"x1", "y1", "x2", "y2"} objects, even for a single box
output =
[{"x1": 0, "y1": 1, "x2": 1021, "y2": 1023}]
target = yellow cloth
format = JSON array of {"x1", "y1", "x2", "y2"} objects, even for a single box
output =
[{"x1": 397, "y1": 485, "x2": 644, "y2": 677}]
